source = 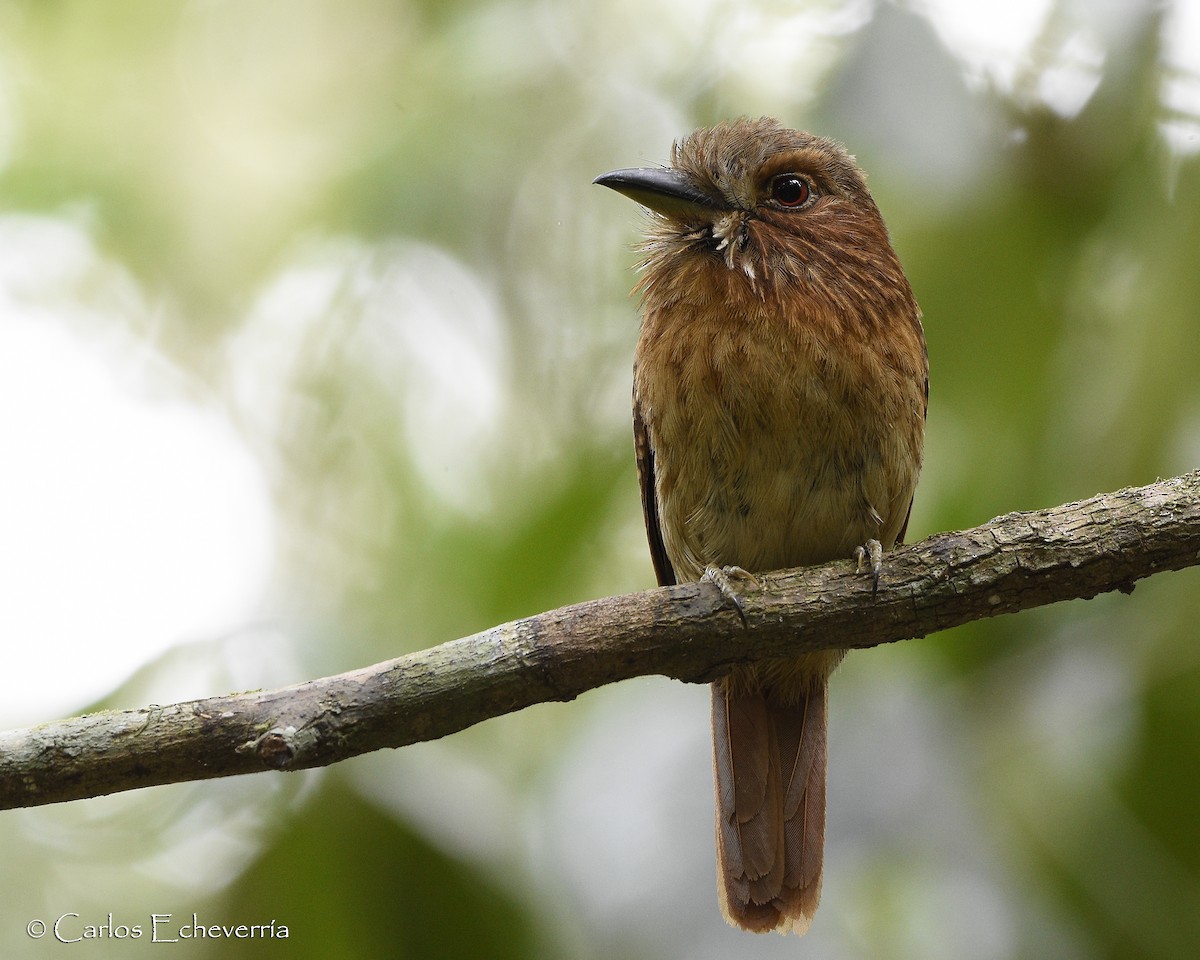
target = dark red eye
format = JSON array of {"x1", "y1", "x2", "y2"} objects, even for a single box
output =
[{"x1": 771, "y1": 174, "x2": 811, "y2": 207}]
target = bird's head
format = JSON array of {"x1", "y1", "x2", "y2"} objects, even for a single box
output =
[{"x1": 596, "y1": 117, "x2": 906, "y2": 313}]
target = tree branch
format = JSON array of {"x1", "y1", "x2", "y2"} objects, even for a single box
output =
[{"x1": 3, "y1": 471, "x2": 1199, "y2": 811}]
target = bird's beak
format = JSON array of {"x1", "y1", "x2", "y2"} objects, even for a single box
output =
[{"x1": 593, "y1": 167, "x2": 722, "y2": 220}]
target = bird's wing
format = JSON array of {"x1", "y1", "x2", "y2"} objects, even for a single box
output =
[
  {"x1": 633, "y1": 384, "x2": 676, "y2": 587},
  {"x1": 895, "y1": 497, "x2": 915, "y2": 546},
  {"x1": 896, "y1": 340, "x2": 930, "y2": 546}
]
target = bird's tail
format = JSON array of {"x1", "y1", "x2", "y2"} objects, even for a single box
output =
[{"x1": 711, "y1": 656, "x2": 835, "y2": 935}]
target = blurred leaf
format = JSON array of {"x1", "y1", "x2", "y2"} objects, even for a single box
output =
[{"x1": 223, "y1": 775, "x2": 547, "y2": 959}]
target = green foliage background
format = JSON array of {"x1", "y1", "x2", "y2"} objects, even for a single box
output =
[{"x1": 2, "y1": 1, "x2": 1199, "y2": 958}]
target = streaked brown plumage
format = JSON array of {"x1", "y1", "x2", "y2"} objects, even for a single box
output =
[{"x1": 596, "y1": 117, "x2": 927, "y2": 935}]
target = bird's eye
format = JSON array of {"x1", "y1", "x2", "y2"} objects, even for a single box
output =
[{"x1": 770, "y1": 174, "x2": 812, "y2": 208}]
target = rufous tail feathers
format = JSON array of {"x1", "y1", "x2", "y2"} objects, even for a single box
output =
[{"x1": 711, "y1": 668, "x2": 829, "y2": 935}]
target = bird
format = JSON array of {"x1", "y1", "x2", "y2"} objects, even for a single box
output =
[{"x1": 594, "y1": 117, "x2": 927, "y2": 935}]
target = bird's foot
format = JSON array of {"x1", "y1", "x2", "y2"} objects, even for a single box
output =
[
  {"x1": 854, "y1": 539, "x2": 884, "y2": 595},
  {"x1": 702, "y1": 565, "x2": 761, "y2": 627}
]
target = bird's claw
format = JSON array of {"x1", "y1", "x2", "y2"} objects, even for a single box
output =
[
  {"x1": 854, "y1": 539, "x2": 884, "y2": 595},
  {"x1": 702, "y1": 564, "x2": 761, "y2": 627}
]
